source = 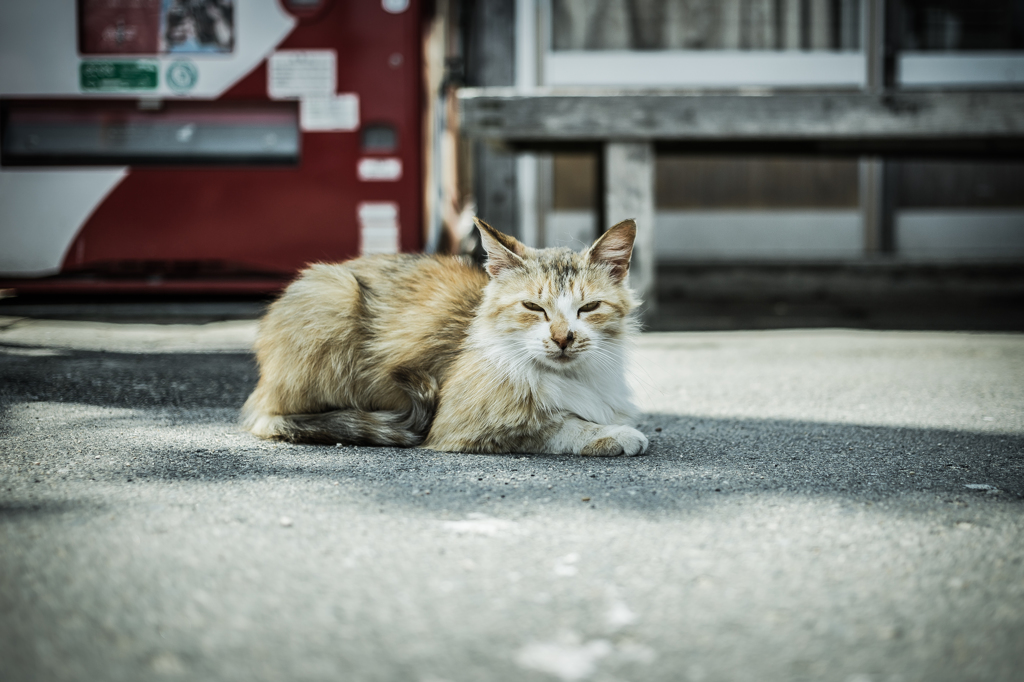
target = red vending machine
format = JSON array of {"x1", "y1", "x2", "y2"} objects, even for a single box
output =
[{"x1": 0, "y1": 0, "x2": 423, "y2": 294}]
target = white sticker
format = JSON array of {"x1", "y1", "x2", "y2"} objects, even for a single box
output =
[
  {"x1": 357, "y1": 157, "x2": 403, "y2": 181},
  {"x1": 300, "y1": 94, "x2": 359, "y2": 131},
  {"x1": 358, "y1": 202, "x2": 400, "y2": 255},
  {"x1": 358, "y1": 202, "x2": 398, "y2": 221},
  {"x1": 268, "y1": 50, "x2": 336, "y2": 99}
]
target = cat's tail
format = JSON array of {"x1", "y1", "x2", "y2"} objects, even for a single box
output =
[{"x1": 243, "y1": 368, "x2": 439, "y2": 447}]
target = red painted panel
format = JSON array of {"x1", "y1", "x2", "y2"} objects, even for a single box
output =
[
  {"x1": 61, "y1": 0, "x2": 423, "y2": 283},
  {"x1": 79, "y1": 0, "x2": 163, "y2": 55}
]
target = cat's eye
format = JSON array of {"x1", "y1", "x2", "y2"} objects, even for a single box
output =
[
  {"x1": 578, "y1": 301, "x2": 601, "y2": 315},
  {"x1": 522, "y1": 301, "x2": 545, "y2": 313}
]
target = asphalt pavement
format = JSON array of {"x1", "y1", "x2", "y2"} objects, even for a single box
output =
[{"x1": 1, "y1": 311, "x2": 1022, "y2": 682}]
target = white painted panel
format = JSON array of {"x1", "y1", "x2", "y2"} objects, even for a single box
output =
[
  {"x1": 0, "y1": 1, "x2": 295, "y2": 98},
  {"x1": 899, "y1": 53, "x2": 1024, "y2": 88},
  {"x1": 545, "y1": 211, "x2": 596, "y2": 250},
  {"x1": 549, "y1": 210, "x2": 1024, "y2": 262},
  {"x1": 545, "y1": 51, "x2": 866, "y2": 88},
  {"x1": 654, "y1": 210, "x2": 864, "y2": 260},
  {"x1": 896, "y1": 210, "x2": 1024, "y2": 260},
  {"x1": 0, "y1": 3, "x2": 80, "y2": 94},
  {"x1": 0, "y1": 169, "x2": 127, "y2": 276}
]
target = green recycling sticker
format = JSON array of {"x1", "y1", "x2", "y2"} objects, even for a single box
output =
[
  {"x1": 166, "y1": 61, "x2": 198, "y2": 92},
  {"x1": 81, "y1": 61, "x2": 158, "y2": 91}
]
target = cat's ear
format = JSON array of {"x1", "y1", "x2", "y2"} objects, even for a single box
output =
[
  {"x1": 587, "y1": 219, "x2": 636, "y2": 283},
  {"x1": 475, "y1": 218, "x2": 526, "y2": 278}
]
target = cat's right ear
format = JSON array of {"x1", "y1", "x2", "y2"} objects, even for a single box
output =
[
  {"x1": 475, "y1": 218, "x2": 526, "y2": 278},
  {"x1": 587, "y1": 219, "x2": 636, "y2": 283}
]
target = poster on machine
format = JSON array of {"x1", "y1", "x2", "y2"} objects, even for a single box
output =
[{"x1": 79, "y1": 0, "x2": 235, "y2": 55}]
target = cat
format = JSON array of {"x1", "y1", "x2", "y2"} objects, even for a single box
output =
[{"x1": 241, "y1": 218, "x2": 648, "y2": 456}]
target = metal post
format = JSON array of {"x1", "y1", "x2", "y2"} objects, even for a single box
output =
[
  {"x1": 861, "y1": 157, "x2": 898, "y2": 254},
  {"x1": 862, "y1": 0, "x2": 896, "y2": 255},
  {"x1": 866, "y1": 0, "x2": 888, "y2": 94}
]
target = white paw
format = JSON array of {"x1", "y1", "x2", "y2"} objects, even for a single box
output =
[{"x1": 581, "y1": 425, "x2": 649, "y2": 457}]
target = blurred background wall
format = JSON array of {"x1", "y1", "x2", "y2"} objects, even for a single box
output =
[
  {"x1": 501, "y1": 0, "x2": 1024, "y2": 260},
  {"x1": 2, "y1": 0, "x2": 1021, "y2": 330},
  {"x1": 453, "y1": 0, "x2": 1024, "y2": 329}
]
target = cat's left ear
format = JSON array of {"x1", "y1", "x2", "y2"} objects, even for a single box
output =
[
  {"x1": 475, "y1": 218, "x2": 526, "y2": 278},
  {"x1": 586, "y1": 219, "x2": 636, "y2": 283}
]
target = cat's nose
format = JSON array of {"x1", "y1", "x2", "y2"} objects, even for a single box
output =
[{"x1": 554, "y1": 330, "x2": 574, "y2": 350}]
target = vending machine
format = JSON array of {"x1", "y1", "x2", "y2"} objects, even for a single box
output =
[{"x1": 0, "y1": 0, "x2": 423, "y2": 294}]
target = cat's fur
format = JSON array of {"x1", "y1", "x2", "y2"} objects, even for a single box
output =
[{"x1": 241, "y1": 218, "x2": 648, "y2": 456}]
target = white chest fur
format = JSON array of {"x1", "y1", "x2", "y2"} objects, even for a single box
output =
[{"x1": 534, "y1": 361, "x2": 637, "y2": 426}]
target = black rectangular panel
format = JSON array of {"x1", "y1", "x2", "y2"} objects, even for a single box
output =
[{"x1": 1, "y1": 100, "x2": 299, "y2": 166}]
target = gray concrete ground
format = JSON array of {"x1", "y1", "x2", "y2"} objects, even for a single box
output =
[{"x1": 1, "y1": 312, "x2": 1022, "y2": 682}]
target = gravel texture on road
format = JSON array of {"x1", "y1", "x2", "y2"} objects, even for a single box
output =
[{"x1": 1, "y1": 314, "x2": 1022, "y2": 682}]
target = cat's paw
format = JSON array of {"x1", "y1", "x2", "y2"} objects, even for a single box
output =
[{"x1": 580, "y1": 426, "x2": 649, "y2": 457}]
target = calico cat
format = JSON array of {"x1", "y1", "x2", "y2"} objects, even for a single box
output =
[{"x1": 241, "y1": 218, "x2": 648, "y2": 456}]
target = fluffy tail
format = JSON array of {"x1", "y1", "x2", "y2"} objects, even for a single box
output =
[{"x1": 244, "y1": 368, "x2": 439, "y2": 447}]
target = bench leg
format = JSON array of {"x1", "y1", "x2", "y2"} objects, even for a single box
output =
[{"x1": 604, "y1": 141, "x2": 656, "y2": 314}]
